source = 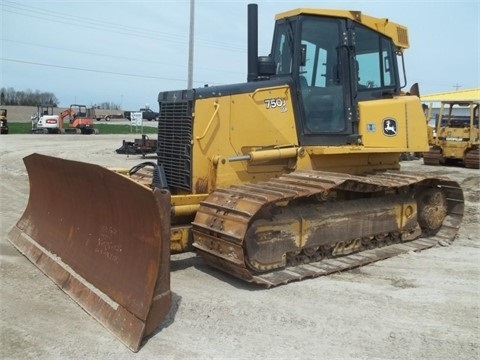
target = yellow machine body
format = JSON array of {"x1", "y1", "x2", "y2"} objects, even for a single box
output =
[{"x1": 7, "y1": 4, "x2": 464, "y2": 352}]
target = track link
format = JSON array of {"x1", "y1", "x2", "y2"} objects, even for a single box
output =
[
  {"x1": 464, "y1": 148, "x2": 480, "y2": 169},
  {"x1": 423, "y1": 147, "x2": 442, "y2": 166},
  {"x1": 192, "y1": 170, "x2": 464, "y2": 287}
]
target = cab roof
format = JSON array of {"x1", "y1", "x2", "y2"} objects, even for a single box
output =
[
  {"x1": 275, "y1": 8, "x2": 409, "y2": 50},
  {"x1": 421, "y1": 88, "x2": 480, "y2": 103}
]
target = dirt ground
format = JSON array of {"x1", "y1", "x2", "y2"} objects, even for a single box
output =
[{"x1": 0, "y1": 134, "x2": 479, "y2": 360}]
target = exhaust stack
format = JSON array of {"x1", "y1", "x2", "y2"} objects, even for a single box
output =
[{"x1": 247, "y1": 3, "x2": 258, "y2": 82}]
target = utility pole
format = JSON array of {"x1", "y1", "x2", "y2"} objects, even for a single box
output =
[
  {"x1": 187, "y1": 0, "x2": 195, "y2": 89},
  {"x1": 452, "y1": 83, "x2": 462, "y2": 91}
]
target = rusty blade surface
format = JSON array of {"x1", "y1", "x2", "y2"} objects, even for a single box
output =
[{"x1": 7, "y1": 153, "x2": 171, "y2": 352}]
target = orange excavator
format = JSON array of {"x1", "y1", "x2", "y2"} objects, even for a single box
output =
[{"x1": 59, "y1": 104, "x2": 98, "y2": 134}]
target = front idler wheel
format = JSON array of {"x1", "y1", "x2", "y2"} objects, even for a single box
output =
[{"x1": 416, "y1": 188, "x2": 447, "y2": 235}]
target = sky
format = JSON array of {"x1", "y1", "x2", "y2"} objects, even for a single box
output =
[{"x1": 1, "y1": 0, "x2": 479, "y2": 110}]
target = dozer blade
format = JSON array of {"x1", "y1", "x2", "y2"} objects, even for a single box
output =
[{"x1": 7, "y1": 153, "x2": 172, "y2": 352}]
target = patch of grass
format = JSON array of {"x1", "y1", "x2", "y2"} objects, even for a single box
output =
[
  {"x1": 96, "y1": 124, "x2": 157, "y2": 134},
  {"x1": 5, "y1": 123, "x2": 32, "y2": 134},
  {"x1": 5, "y1": 123, "x2": 157, "y2": 134}
]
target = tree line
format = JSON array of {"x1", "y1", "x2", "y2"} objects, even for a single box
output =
[
  {"x1": 91, "y1": 102, "x2": 121, "y2": 110},
  {"x1": 0, "y1": 88, "x2": 120, "y2": 109},
  {"x1": 1, "y1": 87, "x2": 59, "y2": 106}
]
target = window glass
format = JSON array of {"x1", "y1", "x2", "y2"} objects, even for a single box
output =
[
  {"x1": 382, "y1": 38, "x2": 393, "y2": 86},
  {"x1": 272, "y1": 23, "x2": 293, "y2": 75},
  {"x1": 355, "y1": 25, "x2": 396, "y2": 89},
  {"x1": 299, "y1": 18, "x2": 345, "y2": 133}
]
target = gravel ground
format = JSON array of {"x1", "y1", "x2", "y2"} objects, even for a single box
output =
[{"x1": 1, "y1": 134, "x2": 479, "y2": 360}]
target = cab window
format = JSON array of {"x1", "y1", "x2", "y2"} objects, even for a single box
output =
[{"x1": 355, "y1": 25, "x2": 397, "y2": 90}]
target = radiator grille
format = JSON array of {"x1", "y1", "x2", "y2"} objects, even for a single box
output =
[{"x1": 157, "y1": 100, "x2": 193, "y2": 192}]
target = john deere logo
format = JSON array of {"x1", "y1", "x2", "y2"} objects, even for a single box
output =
[{"x1": 383, "y1": 118, "x2": 397, "y2": 136}]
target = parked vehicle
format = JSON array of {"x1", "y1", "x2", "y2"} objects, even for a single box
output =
[
  {"x1": 87, "y1": 107, "x2": 124, "y2": 121},
  {"x1": 424, "y1": 100, "x2": 479, "y2": 168},
  {"x1": 124, "y1": 108, "x2": 159, "y2": 121},
  {"x1": 0, "y1": 108, "x2": 8, "y2": 134},
  {"x1": 65, "y1": 104, "x2": 99, "y2": 134},
  {"x1": 31, "y1": 104, "x2": 61, "y2": 134},
  {"x1": 31, "y1": 104, "x2": 98, "y2": 134},
  {"x1": 140, "y1": 108, "x2": 159, "y2": 121}
]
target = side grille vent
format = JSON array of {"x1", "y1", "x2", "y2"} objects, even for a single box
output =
[
  {"x1": 157, "y1": 100, "x2": 193, "y2": 192},
  {"x1": 396, "y1": 26, "x2": 409, "y2": 48}
]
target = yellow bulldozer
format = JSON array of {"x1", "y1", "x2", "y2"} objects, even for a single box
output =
[
  {"x1": 423, "y1": 100, "x2": 479, "y2": 168},
  {"x1": 8, "y1": 4, "x2": 464, "y2": 352}
]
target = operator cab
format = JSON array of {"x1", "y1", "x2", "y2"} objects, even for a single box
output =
[{"x1": 268, "y1": 10, "x2": 404, "y2": 146}]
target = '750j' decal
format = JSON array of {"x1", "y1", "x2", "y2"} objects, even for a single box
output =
[{"x1": 264, "y1": 98, "x2": 287, "y2": 112}]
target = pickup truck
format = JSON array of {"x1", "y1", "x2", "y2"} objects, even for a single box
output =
[{"x1": 124, "y1": 108, "x2": 159, "y2": 122}]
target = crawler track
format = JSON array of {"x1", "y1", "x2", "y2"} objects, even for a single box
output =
[
  {"x1": 464, "y1": 148, "x2": 480, "y2": 169},
  {"x1": 423, "y1": 148, "x2": 442, "y2": 166},
  {"x1": 192, "y1": 170, "x2": 464, "y2": 287}
]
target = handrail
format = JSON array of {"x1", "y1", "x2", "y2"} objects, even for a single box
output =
[
  {"x1": 196, "y1": 101, "x2": 220, "y2": 140},
  {"x1": 250, "y1": 85, "x2": 289, "y2": 100}
]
